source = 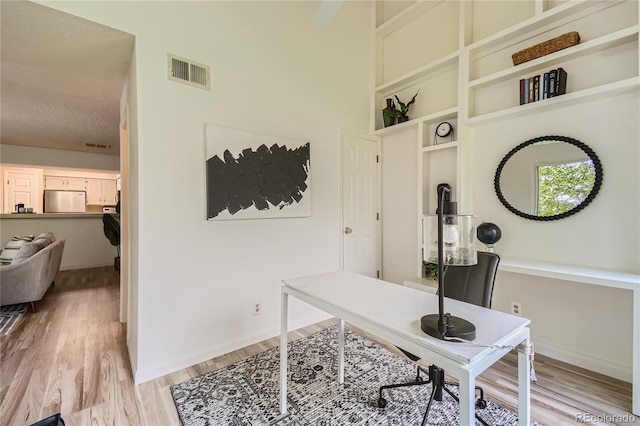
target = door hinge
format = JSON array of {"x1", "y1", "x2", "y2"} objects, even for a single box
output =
[
  {"x1": 376, "y1": 270, "x2": 380, "y2": 278},
  {"x1": 376, "y1": 155, "x2": 379, "y2": 163},
  {"x1": 376, "y1": 212, "x2": 379, "y2": 220}
]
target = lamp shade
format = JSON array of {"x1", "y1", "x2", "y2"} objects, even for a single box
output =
[{"x1": 423, "y1": 214, "x2": 477, "y2": 265}]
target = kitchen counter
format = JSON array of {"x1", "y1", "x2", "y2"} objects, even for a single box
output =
[
  {"x1": 1, "y1": 212, "x2": 116, "y2": 270},
  {"x1": 0, "y1": 213, "x2": 105, "y2": 219}
]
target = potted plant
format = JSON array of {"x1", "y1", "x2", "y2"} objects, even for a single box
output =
[
  {"x1": 381, "y1": 98, "x2": 399, "y2": 127},
  {"x1": 394, "y1": 90, "x2": 420, "y2": 123},
  {"x1": 102, "y1": 197, "x2": 121, "y2": 272},
  {"x1": 424, "y1": 261, "x2": 438, "y2": 281}
]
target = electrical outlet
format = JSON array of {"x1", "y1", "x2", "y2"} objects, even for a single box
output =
[
  {"x1": 253, "y1": 302, "x2": 261, "y2": 316},
  {"x1": 511, "y1": 301, "x2": 522, "y2": 316}
]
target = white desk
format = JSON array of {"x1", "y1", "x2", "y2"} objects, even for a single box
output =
[{"x1": 280, "y1": 271, "x2": 532, "y2": 425}]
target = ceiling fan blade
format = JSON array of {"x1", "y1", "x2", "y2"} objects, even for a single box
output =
[{"x1": 313, "y1": 0, "x2": 344, "y2": 26}]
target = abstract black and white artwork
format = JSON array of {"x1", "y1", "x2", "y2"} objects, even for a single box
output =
[{"x1": 205, "y1": 124, "x2": 311, "y2": 220}]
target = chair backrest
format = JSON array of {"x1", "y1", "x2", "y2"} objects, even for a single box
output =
[
  {"x1": 441, "y1": 252, "x2": 500, "y2": 308},
  {"x1": 45, "y1": 239, "x2": 65, "y2": 286}
]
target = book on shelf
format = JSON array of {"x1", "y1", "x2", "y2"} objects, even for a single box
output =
[
  {"x1": 533, "y1": 75, "x2": 540, "y2": 101},
  {"x1": 518, "y1": 67, "x2": 568, "y2": 105},
  {"x1": 519, "y1": 67, "x2": 567, "y2": 105},
  {"x1": 549, "y1": 69, "x2": 557, "y2": 97},
  {"x1": 555, "y1": 67, "x2": 567, "y2": 96},
  {"x1": 528, "y1": 77, "x2": 534, "y2": 102},
  {"x1": 542, "y1": 72, "x2": 550, "y2": 99}
]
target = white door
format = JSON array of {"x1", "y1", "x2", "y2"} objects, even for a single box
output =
[
  {"x1": 341, "y1": 131, "x2": 380, "y2": 278},
  {"x1": 4, "y1": 169, "x2": 41, "y2": 213}
]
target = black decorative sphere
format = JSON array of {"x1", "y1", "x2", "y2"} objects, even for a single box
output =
[{"x1": 477, "y1": 222, "x2": 502, "y2": 245}]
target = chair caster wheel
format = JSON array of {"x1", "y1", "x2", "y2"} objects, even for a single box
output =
[
  {"x1": 377, "y1": 398, "x2": 387, "y2": 409},
  {"x1": 476, "y1": 399, "x2": 487, "y2": 409}
]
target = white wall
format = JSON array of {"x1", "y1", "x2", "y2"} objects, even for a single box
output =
[
  {"x1": 41, "y1": 0, "x2": 371, "y2": 383},
  {"x1": 473, "y1": 94, "x2": 639, "y2": 273},
  {"x1": 472, "y1": 93, "x2": 639, "y2": 381},
  {"x1": 1, "y1": 144, "x2": 119, "y2": 171},
  {"x1": 381, "y1": 129, "x2": 419, "y2": 283}
]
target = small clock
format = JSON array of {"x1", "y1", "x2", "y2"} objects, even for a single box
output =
[
  {"x1": 434, "y1": 121, "x2": 454, "y2": 145},
  {"x1": 436, "y1": 122, "x2": 453, "y2": 137}
]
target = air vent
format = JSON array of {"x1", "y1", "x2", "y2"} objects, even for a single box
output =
[
  {"x1": 85, "y1": 143, "x2": 111, "y2": 149},
  {"x1": 167, "y1": 54, "x2": 211, "y2": 90}
]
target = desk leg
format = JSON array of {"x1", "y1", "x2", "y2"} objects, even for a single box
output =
[
  {"x1": 280, "y1": 288, "x2": 288, "y2": 415},
  {"x1": 517, "y1": 337, "x2": 531, "y2": 426},
  {"x1": 458, "y1": 374, "x2": 474, "y2": 425},
  {"x1": 338, "y1": 319, "x2": 345, "y2": 384}
]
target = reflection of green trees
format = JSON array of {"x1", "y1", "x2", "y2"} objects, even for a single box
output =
[{"x1": 537, "y1": 160, "x2": 595, "y2": 216}]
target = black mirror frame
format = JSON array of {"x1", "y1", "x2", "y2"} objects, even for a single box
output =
[{"x1": 494, "y1": 135, "x2": 603, "y2": 221}]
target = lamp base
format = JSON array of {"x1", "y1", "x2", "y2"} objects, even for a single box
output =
[{"x1": 421, "y1": 313, "x2": 476, "y2": 341}]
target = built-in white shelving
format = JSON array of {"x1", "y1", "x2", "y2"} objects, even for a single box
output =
[
  {"x1": 466, "y1": 1, "x2": 619, "y2": 54},
  {"x1": 468, "y1": 25, "x2": 639, "y2": 90},
  {"x1": 467, "y1": 76, "x2": 640, "y2": 126},
  {"x1": 374, "y1": 0, "x2": 639, "y2": 414},
  {"x1": 500, "y1": 257, "x2": 640, "y2": 290},
  {"x1": 421, "y1": 141, "x2": 458, "y2": 154},
  {"x1": 373, "y1": 107, "x2": 458, "y2": 136},
  {"x1": 375, "y1": 52, "x2": 459, "y2": 95}
]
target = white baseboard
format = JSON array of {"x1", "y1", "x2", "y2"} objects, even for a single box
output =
[
  {"x1": 134, "y1": 311, "x2": 332, "y2": 385},
  {"x1": 534, "y1": 339, "x2": 631, "y2": 383},
  {"x1": 60, "y1": 262, "x2": 112, "y2": 271}
]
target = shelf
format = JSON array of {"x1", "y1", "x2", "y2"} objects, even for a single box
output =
[
  {"x1": 468, "y1": 25, "x2": 639, "y2": 90},
  {"x1": 466, "y1": 0, "x2": 620, "y2": 54},
  {"x1": 375, "y1": 52, "x2": 459, "y2": 95},
  {"x1": 374, "y1": 107, "x2": 458, "y2": 136},
  {"x1": 402, "y1": 277, "x2": 437, "y2": 294},
  {"x1": 467, "y1": 76, "x2": 640, "y2": 126},
  {"x1": 422, "y1": 141, "x2": 458, "y2": 153},
  {"x1": 375, "y1": 1, "x2": 445, "y2": 38},
  {"x1": 500, "y1": 257, "x2": 640, "y2": 290}
]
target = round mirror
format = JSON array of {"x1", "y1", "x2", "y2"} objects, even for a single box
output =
[{"x1": 494, "y1": 136, "x2": 603, "y2": 221}]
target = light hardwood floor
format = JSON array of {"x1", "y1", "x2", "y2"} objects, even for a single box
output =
[{"x1": 0, "y1": 267, "x2": 636, "y2": 425}]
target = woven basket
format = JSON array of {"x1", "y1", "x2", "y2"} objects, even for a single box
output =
[{"x1": 512, "y1": 32, "x2": 580, "y2": 66}]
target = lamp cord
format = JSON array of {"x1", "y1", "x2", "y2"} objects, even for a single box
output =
[{"x1": 441, "y1": 336, "x2": 516, "y2": 350}]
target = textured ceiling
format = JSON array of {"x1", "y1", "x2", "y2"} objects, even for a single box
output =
[{"x1": 1, "y1": 1, "x2": 134, "y2": 156}]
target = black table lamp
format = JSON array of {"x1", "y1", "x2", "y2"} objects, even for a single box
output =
[{"x1": 421, "y1": 183, "x2": 477, "y2": 341}]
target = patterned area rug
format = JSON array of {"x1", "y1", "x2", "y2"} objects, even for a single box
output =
[
  {"x1": 171, "y1": 326, "x2": 531, "y2": 425},
  {"x1": 0, "y1": 303, "x2": 29, "y2": 336}
]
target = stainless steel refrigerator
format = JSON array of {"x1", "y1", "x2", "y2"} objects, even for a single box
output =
[{"x1": 44, "y1": 190, "x2": 86, "y2": 213}]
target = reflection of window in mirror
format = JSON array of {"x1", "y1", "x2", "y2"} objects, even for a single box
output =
[{"x1": 536, "y1": 159, "x2": 595, "y2": 216}]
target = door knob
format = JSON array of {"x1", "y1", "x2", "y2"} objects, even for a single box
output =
[{"x1": 344, "y1": 227, "x2": 352, "y2": 234}]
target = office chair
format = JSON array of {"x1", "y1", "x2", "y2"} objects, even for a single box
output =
[{"x1": 377, "y1": 252, "x2": 500, "y2": 426}]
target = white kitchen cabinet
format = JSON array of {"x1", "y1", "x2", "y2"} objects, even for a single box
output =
[
  {"x1": 102, "y1": 179, "x2": 118, "y2": 205},
  {"x1": 44, "y1": 176, "x2": 66, "y2": 190},
  {"x1": 44, "y1": 176, "x2": 87, "y2": 191},
  {"x1": 86, "y1": 178, "x2": 118, "y2": 205},
  {"x1": 66, "y1": 177, "x2": 87, "y2": 191}
]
